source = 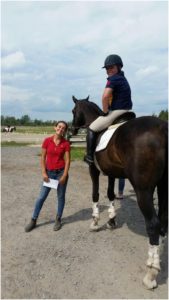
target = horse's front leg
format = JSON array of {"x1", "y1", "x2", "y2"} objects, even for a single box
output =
[
  {"x1": 89, "y1": 164, "x2": 100, "y2": 231},
  {"x1": 107, "y1": 176, "x2": 117, "y2": 229},
  {"x1": 136, "y1": 189, "x2": 161, "y2": 289}
]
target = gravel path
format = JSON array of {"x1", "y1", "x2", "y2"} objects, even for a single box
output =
[{"x1": 1, "y1": 146, "x2": 168, "y2": 299}]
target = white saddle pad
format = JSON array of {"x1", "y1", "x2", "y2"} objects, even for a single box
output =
[{"x1": 95, "y1": 122, "x2": 125, "y2": 152}]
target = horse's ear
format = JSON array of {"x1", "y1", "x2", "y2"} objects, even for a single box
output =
[
  {"x1": 86, "y1": 95, "x2": 89, "y2": 101},
  {"x1": 72, "y1": 96, "x2": 78, "y2": 103}
]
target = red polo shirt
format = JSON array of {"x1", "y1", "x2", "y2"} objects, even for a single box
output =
[{"x1": 42, "y1": 136, "x2": 70, "y2": 170}]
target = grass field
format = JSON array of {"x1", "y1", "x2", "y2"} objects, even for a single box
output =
[
  {"x1": 1, "y1": 142, "x2": 86, "y2": 160},
  {"x1": 70, "y1": 147, "x2": 86, "y2": 161},
  {"x1": 1, "y1": 141, "x2": 33, "y2": 147},
  {"x1": 1, "y1": 126, "x2": 86, "y2": 160},
  {"x1": 14, "y1": 126, "x2": 55, "y2": 134}
]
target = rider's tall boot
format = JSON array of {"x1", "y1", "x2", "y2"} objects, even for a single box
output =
[{"x1": 84, "y1": 128, "x2": 97, "y2": 165}]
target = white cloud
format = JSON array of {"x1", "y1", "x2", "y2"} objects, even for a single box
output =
[
  {"x1": 2, "y1": 72, "x2": 28, "y2": 82},
  {"x1": 136, "y1": 66, "x2": 159, "y2": 79},
  {"x1": 1, "y1": 84, "x2": 33, "y2": 102},
  {"x1": 1, "y1": 1, "x2": 168, "y2": 120},
  {"x1": 1, "y1": 51, "x2": 26, "y2": 69}
]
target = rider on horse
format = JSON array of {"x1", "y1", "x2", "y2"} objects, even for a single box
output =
[{"x1": 84, "y1": 54, "x2": 133, "y2": 165}]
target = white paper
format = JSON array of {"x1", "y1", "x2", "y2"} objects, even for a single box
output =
[{"x1": 43, "y1": 178, "x2": 59, "y2": 190}]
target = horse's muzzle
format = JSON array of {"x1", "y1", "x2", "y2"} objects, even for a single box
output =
[{"x1": 71, "y1": 127, "x2": 79, "y2": 135}]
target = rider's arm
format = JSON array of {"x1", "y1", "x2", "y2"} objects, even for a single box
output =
[{"x1": 102, "y1": 87, "x2": 113, "y2": 113}]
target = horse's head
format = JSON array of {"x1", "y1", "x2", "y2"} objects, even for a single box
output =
[
  {"x1": 71, "y1": 95, "x2": 104, "y2": 135},
  {"x1": 71, "y1": 95, "x2": 89, "y2": 134}
]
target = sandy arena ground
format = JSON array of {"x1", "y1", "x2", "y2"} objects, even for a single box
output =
[{"x1": 1, "y1": 145, "x2": 168, "y2": 299}]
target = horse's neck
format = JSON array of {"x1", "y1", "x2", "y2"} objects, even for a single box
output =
[
  {"x1": 85, "y1": 105, "x2": 101, "y2": 126},
  {"x1": 86, "y1": 113, "x2": 98, "y2": 125}
]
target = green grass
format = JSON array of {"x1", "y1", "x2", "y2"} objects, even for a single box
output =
[
  {"x1": 1, "y1": 142, "x2": 86, "y2": 161},
  {"x1": 70, "y1": 147, "x2": 86, "y2": 160},
  {"x1": 15, "y1": 126, "x2": 54, "y2": 134},
  {"x1": 1, "y1": 141, "x2": 33, "y2": 147}
]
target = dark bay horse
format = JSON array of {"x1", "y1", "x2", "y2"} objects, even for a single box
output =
[{"x1": 71, "y1": 95, "x2": 168, "y2": 289}]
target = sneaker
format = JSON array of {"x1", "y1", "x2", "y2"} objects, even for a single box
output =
[
  {"x1": 116, "y1": 194, "x2": 124, "y2": 200},
  {"x1": 53, "y1": 217, "x2": 62, "y2": 231},
  {"x1": 25, "y1": 219, "x2": 36, "y2": 232}
]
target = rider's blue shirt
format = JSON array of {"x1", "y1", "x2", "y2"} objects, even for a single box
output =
[{"x1": 106, "y1": 71, "x2": 132, "y2": 110}]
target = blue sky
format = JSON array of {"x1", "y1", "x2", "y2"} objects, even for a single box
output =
[{"x1": 1, "y1": 0, "x2": 168, "y2": 122}]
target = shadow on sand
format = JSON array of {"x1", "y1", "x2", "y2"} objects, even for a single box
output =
[{"x1": 37, "y1": 194, "x2": 168, "y2": 287}]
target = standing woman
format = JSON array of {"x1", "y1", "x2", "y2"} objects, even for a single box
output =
[{"x1": 25, "y1": 121, "x2": 70, "y2": 232}]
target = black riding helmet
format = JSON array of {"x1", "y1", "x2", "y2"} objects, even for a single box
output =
[{"x1": 102, "y1": 54, "x2": 123, "y2": 68}]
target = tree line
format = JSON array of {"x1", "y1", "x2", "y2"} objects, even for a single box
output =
[
  {"x1": 1, "y1": 114, "x2": 72, "y2": 127},
  {"x1": 1, "y1": 110, "x2": 168, "y2": 127},
  {"x1": 157, "y1": 110, "x2": 168, "y2": 121}
]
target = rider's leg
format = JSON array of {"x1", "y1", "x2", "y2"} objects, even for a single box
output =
[
  {"x1": 84, "y1": 128, "x2": 97, "y2": 164},
  {"x1": 84, "y1": 110, "x2": 128, "y2": 165},
  {"x1": 90, "y1": 110, "x2": 128, "y2": 132}
]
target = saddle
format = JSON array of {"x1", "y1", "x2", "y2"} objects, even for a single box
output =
[
  {"x1": 95, "y1": 111, "x2": 136, "y2": 152},
  {"x1": 111, "y1": 111, "x2": 136, "y2": 125}
]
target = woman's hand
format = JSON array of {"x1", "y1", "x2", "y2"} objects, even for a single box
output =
[
  {"x1": 43, "y1": 172, "x2": 49, "y2": 182},
  {"x1": 59, "y1": 151, "x2": 70, "y2": 185},
  {"x1": 59, "y1": 175, "x2": 67, "y2": 185}
]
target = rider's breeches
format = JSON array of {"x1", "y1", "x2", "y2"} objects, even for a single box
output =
[{"x1": 89, "y1": 109, "x2": 129, "y2": 132}]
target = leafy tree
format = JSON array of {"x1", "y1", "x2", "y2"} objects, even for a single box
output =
[
  {"x1": 1, "y1": 115, "x2": 5, "y2": 125},
  {"x1": 1, "y1": 116, "x2": 17, "y2": 126},
  {"x1": 20, "y1": 115, "x2": 31, "y2": 125},
  {"x1": 34, "y1": 119, "x2": 43, "y2": 126},
  {"x1": 158, "y1": 110, "x2": 168, "y2": 121}
]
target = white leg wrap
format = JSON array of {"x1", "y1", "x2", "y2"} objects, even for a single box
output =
[
  {"x1": 108, "y1": 201, "x2": 116, "y2": 219},
  {"x1": 92, "y1": 203, "x2": 100, "y2": 219},
  {"x1": 143, "y1": 244, "x2": 160, "y2": 289},
  {"x1": 146, "y1": 244, "x2": 161, "y2": 271}
]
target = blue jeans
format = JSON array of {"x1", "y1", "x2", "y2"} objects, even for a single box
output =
[
  {"x1": 118, "y1": 178, "x2": 125, "y2": 194},
  {"x1": 32, "y1": 169, "x2": 68, "y2": 220}
]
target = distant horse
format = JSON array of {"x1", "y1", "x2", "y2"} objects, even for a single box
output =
[
  {"x1": 71, "y1": 95, "x2": 168, "y2": 289},
  {"x1": 2, "y1": 126, "x2": 16, "y2": 133}
]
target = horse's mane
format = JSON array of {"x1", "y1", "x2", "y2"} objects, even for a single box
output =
[{"x1": 86, "y1": 100, "x2": 105, "y2": 116}]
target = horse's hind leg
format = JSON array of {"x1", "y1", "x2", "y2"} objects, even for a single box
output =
[
  {"x1": 107, "y1": 176, "x2": 117, "y2": 229},
  {"x1": 89, "y1": 164, "x2": 100, "y2": 231},
  {"x1": 157, "y1": 170, "x2": 168, "y2": 237},
  {"x1": 135, "y1": 189, "x2": 161, "y2": 289}
]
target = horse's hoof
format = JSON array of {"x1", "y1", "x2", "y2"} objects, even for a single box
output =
[
  {"x1": 106, "y1": 218, "x2": 117, "y2": 229},
  {"x1": 90, "y1": 219, "x2": 99, "y2": 231},
  {"x1": 142, "y1": 267, "x2": 158, "y2": 290},
  {"x1": 142, "y1": 276, "x2": 157, "y2": 289},
  {"x1": 90, "y1": 226, "x2": 99, "y2": 232},
  {"x1": 90, "y1": 224, "x2": 99, "y2": 232}
]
